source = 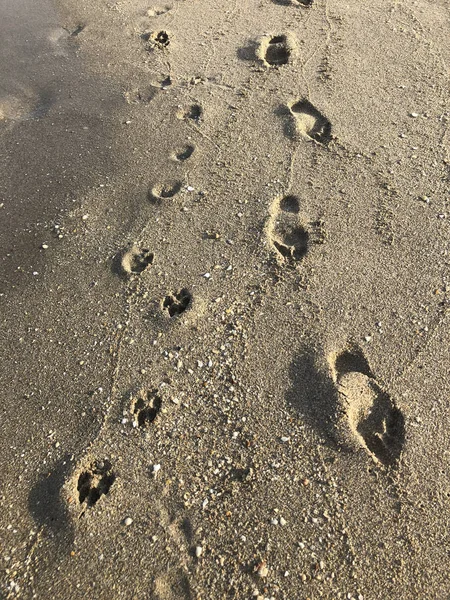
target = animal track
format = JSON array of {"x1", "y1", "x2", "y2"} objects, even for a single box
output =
[
  {"x1": 131, "y1": 389, "x2": 162, "y2": 428},
  {"x1": 267, "y1": 195, "x2": 309, "y2": 263},
  {"x1": 150, "y1": 181, "x2": 183, "y2": 202},
  {"x1": 143, "y1": 30, "x2": 170, "y2": 49},
  {"x1": 176, "y1": 104, "x2": 202, "y2": 123},
  {"x1": 331, "y1": 347, "x2": 405, "y2": 466},
  {"x1": 288, "y1": 99, "x2": 331, "y2": 144},
  {"x1": 163, "y1": 289, "x2": 192, "y2": 317},
  {"x1": 172, "y1": 144, "x2": 195, "y2": 161},
  {"x1": 118, "y1": 245, "x2": 154, "y2": 276},
  {"x1": 77, "y1": 461, "x2": 115, "y2": 510}
]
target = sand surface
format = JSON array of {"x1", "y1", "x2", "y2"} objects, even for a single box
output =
[{"x1": 1, "y1": 0, "x2": 449, "y2": 598}]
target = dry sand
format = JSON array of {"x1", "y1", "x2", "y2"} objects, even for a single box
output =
[{"x1": 1, "y1": 0, "x2": 449, "y2": 598}]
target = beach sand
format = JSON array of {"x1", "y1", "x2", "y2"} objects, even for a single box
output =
[{"x1": 1, "y1": 0, "x2": 449, "y2": 598}]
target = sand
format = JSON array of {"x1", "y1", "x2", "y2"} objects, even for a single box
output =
[{"x1": 0, "y1": 0, "x2": 449, "y2": 598}]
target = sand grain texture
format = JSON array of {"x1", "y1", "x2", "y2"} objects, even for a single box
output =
[{"x1": 0, "y1": 0, "x2": 449, "y2": 598}]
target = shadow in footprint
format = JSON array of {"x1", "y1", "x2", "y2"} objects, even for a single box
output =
[
  {"x1": 332, "y1": 347, "x2": 405, "y2": 466},
  {"x1": 77, "y1": 460, "x2": 116, "y2": 513},
  {"x1": 163, "y1": 289, "x2": 192, "y2": 317},
  {"x1": 264, "y1": 35, "x2": 291, "y2": 66},
  {"x1": 142, "y1": 30, "x2": 170, "y2": 50},
  {"x1": 149, "y1": 181, "x2": 183, "y2": 203},
  {"x1": 333, "y1": 347, "x2": 373, "y2": 379},
  {"x1": 267, "y1": 195, "x2": 309, "y2": 264},
  {"x1": 172, "y1": 144, "x2": 195, "y2": 162},
  {"x1": 131, "y1": 389, "x2": 162, "y2": 427},
  {"x1": 28, "y1": 454, "x2": 75, "y2": 551},
  {"x1": 287, "y1": 346, "x2": 405, "y2": 467},
  {"x1": 273, "y1": 227, "x2": 309, "y2": 261},
  {"x1": 181, "y1": 517, "x2": 194, "y2": 545},
  {"x1": 113, "y1": 245, "x2": 154, "y2": 279}
]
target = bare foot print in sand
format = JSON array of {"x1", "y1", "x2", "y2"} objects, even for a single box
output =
[
  {"x1": 266, "y1": 195, "x2": 309, "y2": 264},
  {"x1": 171, "y1": 144, "x2": 195, "y2": 162},
  {"x1": 287, "y1": 99, "x2": 331, "y2": 144},
  {"x1": 258, "y1": 34, "x2": 297, "y2": 66},
  {"x1": 330, "y1": 347, "x2": 405, "y2": 466}
]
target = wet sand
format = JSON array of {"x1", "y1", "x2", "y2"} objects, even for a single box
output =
[{"x1": 1, "y1": 0, "x2": 449, "y2": 598}]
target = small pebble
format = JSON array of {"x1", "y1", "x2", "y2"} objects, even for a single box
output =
[
  {"x1": 279, "y1": 517, "x2": 287, "y2": 526},
  {"x1": 124, "y1": 517, "x2": 133, "y2": 526},
  {"x1": 195, "y1": 545, "x2": 203, "y2": 558},
  {"x1": 256, "y1": 562, "x2": 269, "y2": 578}
]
